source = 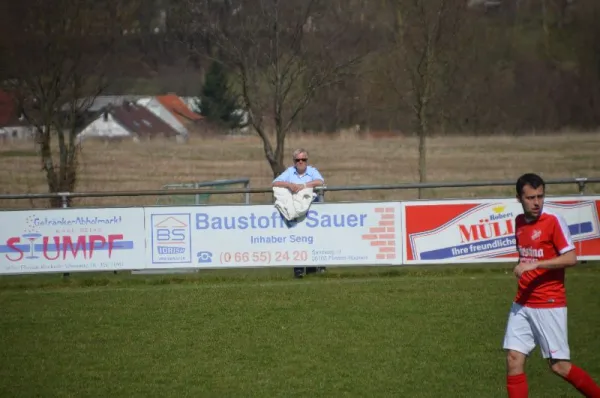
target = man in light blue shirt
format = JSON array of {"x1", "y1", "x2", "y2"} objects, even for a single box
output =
[
  {"x1": 272, "y1": 148, "x2": 325, "y2": 278},
  {"x1": 272, "y1": 149, "x2": 324, "y2": 193}
]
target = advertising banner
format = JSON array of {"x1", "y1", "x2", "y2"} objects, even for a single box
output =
[
  {"x1": 144, "y1": 203, "x2": 403, "y2": 268},
  {"x1": 0, "y1": 208, "x2": 146, "y2": 274},
  {"x1": 2, "y1": 195, "x2": 597, "y2": 275},
  {"x1": 402, "y1": 196, "x2": 600, "y2": 264}
]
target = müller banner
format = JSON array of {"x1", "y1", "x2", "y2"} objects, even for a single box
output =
[{"x1": 402, "y1": 196, "x2": 600, "y2": 264}]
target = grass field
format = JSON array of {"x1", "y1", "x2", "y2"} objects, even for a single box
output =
[
  {"x1": 1, "y1": 131, "x2": 599, "y2": 395},
  {"x1": 1, "y1": 131, "x2": 599, "y2": 209},
  {"x1": 1, "y1": 264, "x2": 599, "y2": 397}
]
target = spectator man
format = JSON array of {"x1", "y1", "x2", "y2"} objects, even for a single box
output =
[{"x1": 272, "y1": 148, "x2": 325, "y2": 278}]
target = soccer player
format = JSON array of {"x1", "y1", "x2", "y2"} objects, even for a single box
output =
[{"x1": 503, "y1": 173, "x2": 600, "y2": 398}]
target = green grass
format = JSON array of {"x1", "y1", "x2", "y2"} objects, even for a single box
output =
[{"x1": 1, "y1": 264, "x2": 599, "y2": 397}]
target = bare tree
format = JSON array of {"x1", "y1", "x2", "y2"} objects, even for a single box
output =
[
  {"x1": 176, "y1": 0, "x2": 369, "y2": 177},
  {"x1": 0, "y1": 0, "x2": 140, "y2": 207},
  {"x1": 383, "y1": 0, "x2": 465, "y2": 198}
]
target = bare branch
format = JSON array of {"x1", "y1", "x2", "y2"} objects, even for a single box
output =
[{"x1": 2, "y1": 0, "x2": 140, "y2": 207}]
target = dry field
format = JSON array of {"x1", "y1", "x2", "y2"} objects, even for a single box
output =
[{"x1": 0, "y1": 131, "x2": 599, "y2": 209}]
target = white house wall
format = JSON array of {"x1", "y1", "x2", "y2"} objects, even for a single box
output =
[
  {"x1": 136, "y1": 98, "x2": 188, "y2": 135},
  {"x1": 180, "y1": 96, "x2": 201, "y2": 114},
  {"x1": 76, "y1": 114, "x2": 131, "y2": 142},
  {"x1": 0, "y1": 125, "x2": 35, "y2": 140}
]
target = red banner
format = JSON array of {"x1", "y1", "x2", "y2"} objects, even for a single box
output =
[{"x1": 402, "y1": 197, "x2": 600, "y2": 264}]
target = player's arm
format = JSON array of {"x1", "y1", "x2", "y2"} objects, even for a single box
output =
[
  {"x1": 536, "y1": 214, "x2": 577, "y2": 269},
  {"x1": 516, "y1": 247, "x2": 576, "y2": 277},
  {"x1": 536, "y1": 249, "x2": 577, "y2": 269},
  {"x1": 514, "y1": 217, "x2": 521, "y2": 265},
  {"x1": 512, "y1": 219, "x2": 528, "y2": 277}
]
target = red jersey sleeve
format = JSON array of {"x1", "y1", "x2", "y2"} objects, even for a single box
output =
[
  {"x1": 514, "y1": 215, "x2": 521, "y2": 254},
  {"x1": 551, "y1": 213, "x2": 575, "y2": 254}
]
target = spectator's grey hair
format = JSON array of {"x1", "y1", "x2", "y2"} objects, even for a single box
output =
[{"x1": 292, "y1": 148, "x2": 308, "y2": 160}]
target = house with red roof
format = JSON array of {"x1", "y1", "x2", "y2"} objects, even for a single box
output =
[
  {"x1": 0, "y1": 90, "x2": 34, "y2": 141},
  {"x1": 76, "y1": 101, "x2": 183, "y2": 143},
  {"x1": 136, "y1": 94, "x2": 203, "y2": 137}
]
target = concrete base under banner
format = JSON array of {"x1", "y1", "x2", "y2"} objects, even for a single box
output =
[{"x1": 131, "y1": 269, "x2": 199, "y2": 275}]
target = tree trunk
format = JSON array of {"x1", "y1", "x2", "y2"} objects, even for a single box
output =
[
  {"x1": 273, "y1": 124, "x2": 286, "y2": 178},
  {"x1": 271, "y1": 162, "x2": 286, "y2": 179},
  {"x1": 48, "y1": 163, "x2": 77, "y2": 208},
  {"x1": 260, "y1": 132, "x2": 286, "y2": 179},
  {"x1": 417, "y1": 39, "x2": 434, "y2": 200},
  {"x1": 270, "y1": 132, "x2": 286, "y2": 178},
  {"x1": 40, "y1": 126, "x2": 79, "y2": 208},
  {"x1": 417, "y1": 80, "x2": 429, "y2": 199},
  {"x1": 417, "y1": 115, "x2": 427, "y2": 200}
]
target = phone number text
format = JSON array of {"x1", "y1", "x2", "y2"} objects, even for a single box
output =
[{"x1": 219, "y1": 250, "x2": 308, "y2": 265}]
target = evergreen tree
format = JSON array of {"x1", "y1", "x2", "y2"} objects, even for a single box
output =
[{"x1": 198, "y1": 61, "x2": 243, "y2": 129}]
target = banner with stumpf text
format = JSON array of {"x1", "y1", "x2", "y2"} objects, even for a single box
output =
[{"x1": 0, "y1": 208, "x2": 146, "y2": 274}]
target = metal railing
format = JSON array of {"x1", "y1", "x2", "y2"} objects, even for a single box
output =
[
  {"x1": 0, "y1": 177, "x2": 598, "y2": 206},
  {"x1": 156, "y1": 178, "x2": 251, "y2": 205}
]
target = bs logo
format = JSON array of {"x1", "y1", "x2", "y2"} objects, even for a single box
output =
[
  {"x1": 151, "y1": 214, "x2": 192, "y2": 263},
  {"x1": 156, "y1": 224, "x2": 186, "y2": 242}
]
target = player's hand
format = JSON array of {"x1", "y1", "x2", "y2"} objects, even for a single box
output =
[{"x1": 513, "y1": 262, "x2": 538, "y2": 278}]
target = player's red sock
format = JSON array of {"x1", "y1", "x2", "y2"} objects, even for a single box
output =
[
  {"x1": 564, "y1": 365, "x2": 600, "y2": 397},
  {"x1": 507, "y1": 373, "x2": 528, "y2": 398}
]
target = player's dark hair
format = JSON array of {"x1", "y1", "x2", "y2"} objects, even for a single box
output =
[{"x1": 516, "y1": 173, "x2": 545, "y2": 197}]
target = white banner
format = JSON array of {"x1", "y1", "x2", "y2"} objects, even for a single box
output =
[
  {"x1": 2, "y1": 196, "x2": 597, "y2": 275},
  {"x1": 402, "y1": 196, "x2": 600, "y2": 264},
  {"x1": 0, "y1": 208, "x2": 146, "y2": 274},
  {"x1": 144, "y1": 203, "x2": 403, "y2": 268}
]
